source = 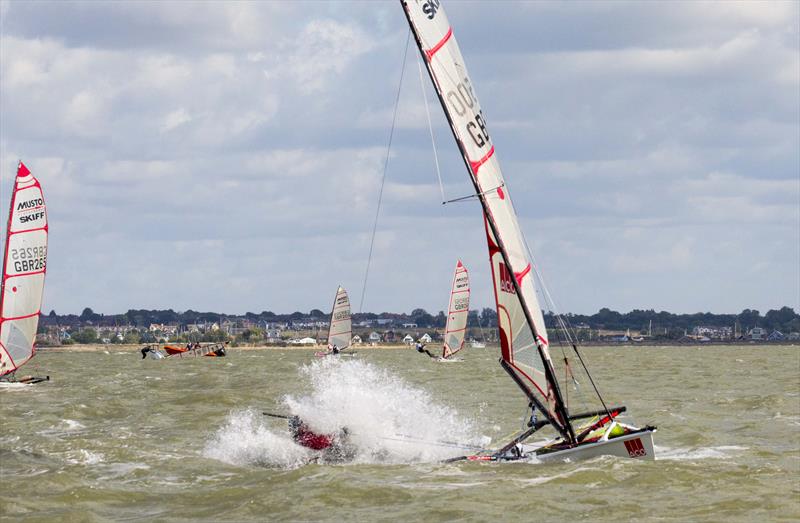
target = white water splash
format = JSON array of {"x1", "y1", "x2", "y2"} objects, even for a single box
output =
[
  {"x1": 205, "y1": 359, "x2": 485, "y2": 468},
  {"x1": 204, "y1": 409, "x2": 313, "y2": 469}
]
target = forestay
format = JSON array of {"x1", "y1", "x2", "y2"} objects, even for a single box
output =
[
  {"x1": 0, "y1": 162, "x2": 48, "y2": 377},
  {"x1": 442, "y1": 260, "x2": 469, "y2": 359},
  {"x1": 402, "y1": 0, "x2": 564, "y2": 427},
  {"x1": 327, "y1": 286, "x2": 352, "y2": 350}
]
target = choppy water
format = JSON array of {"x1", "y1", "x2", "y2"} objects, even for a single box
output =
[{"x1": 1, "y1": 345, "x2": 798, "y2": 522}]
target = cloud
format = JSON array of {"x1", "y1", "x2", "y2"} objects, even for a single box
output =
[{"x1": 0, "y1": 1, "x2": 797, "y2": 316}]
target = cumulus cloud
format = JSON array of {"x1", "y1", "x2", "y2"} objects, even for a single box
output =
[{"x1": 0, "y1": 1, "x2": 797, "y2": 315}]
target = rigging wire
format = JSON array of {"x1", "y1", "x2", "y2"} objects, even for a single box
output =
[
  {"x1": 521, "y1": 235, "x2": 611, "y2": 418},
  {"x1": 358, "y1": 30, "x2": 411, "y2": 314},
  {"x1": 417, "y1": 57, "x2": 445, "y2": 203}
]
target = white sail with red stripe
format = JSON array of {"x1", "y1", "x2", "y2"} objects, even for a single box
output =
[
  {"x1": 402, "y1": 0, "x2": 562, "y2": 425},
  {"x1": 442, "y1": 260, "x2": 469, "y2": 359},
  {"x1": 0, "y1": 161, "x2": 48, "y2": 377},
  {"x1": 327, "y1": 286, "x2": 352, "y2": 350}
]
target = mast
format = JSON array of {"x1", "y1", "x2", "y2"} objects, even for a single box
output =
[{"x1": 400, "y1": 0, "x2": 575, "y2": 442}]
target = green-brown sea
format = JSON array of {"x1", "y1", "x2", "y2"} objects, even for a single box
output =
[{"x1": 1, "y1": 345, "x2": 798, "y2": 522}]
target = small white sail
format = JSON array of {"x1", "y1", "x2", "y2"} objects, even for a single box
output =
[
  {"x1": 442, "y1": 260, "x2": 469, "y2": 359},
  {"x1": 327, "y1": 286, "x2": 352, "y2": 350},
  {"x1": 402, "y1": 0, "x2": 560, "y2": 422},
  {"x1": 0, "y1": 161, "x2": 48, "y2": 377}
]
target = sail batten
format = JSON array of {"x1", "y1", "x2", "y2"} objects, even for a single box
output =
[
  {"x1": 327, "y1": 286, "x2": 352, "y2": 350},
  {"x1": 0, "y1": 161, "x2": 48, "y2": 377},
  {"x1": 442, "y1": 260, "x2": 469, "y2": 359},
  {"x1": 402, "y1": 0, "x2": 571, "y2": 435}
]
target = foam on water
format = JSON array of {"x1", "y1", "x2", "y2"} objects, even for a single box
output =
[
  {"x1": 205, "y1": 358, "x2": 484, "y2": 468},
  {"x1": 656, "y1": 444, "x2": 748, "y2": 460}
]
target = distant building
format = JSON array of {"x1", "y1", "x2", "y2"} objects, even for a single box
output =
[
  {"x1": 749, "y1": 327, "x2": 767, "y2": 341},
  {"x1": 419, "y1": 333, "x2": 432, "y2": 343},
  {"x1": 351, "y1": 335, "x2": 362, "y2": 345},
  {"x1": 368, "y1": 332, "x2": 381, "y2": 343},
  {"x1": 402, "y1": 334, "x2": 414, "y2": 345},
  {"x1": 768, "y1": 330, "x2": 784, "y2": 341},
  {"x1": 402, "y1": 323, "x2": 418, "y2": 329}
]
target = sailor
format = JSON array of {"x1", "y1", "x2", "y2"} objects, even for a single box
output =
[
  {"x1": 415, "y1": 342, "x2": 435, "y2": 358},
  {"x1": 140, "y1": 346, "x2": 152, "y2": 359},
  {"x1": 287, "y1": 415, "x2": 354, "y2": 461},
  {"x1": 288, "y1": 416, "x2": 334, "y2": 451},
  {"x1": 331, "y1": 345, "x2": 340, "y2": 355}
]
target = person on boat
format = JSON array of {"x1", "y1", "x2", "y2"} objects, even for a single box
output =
[
  {"x1": 415, "y1": 342, "x2": 435, "y2": 358},
  {"x1": 331, "y1": 344, "x2": 340, "y2": 355},
  {"x1": 141, "y1": 346, "x2": 153, "y2": 359},
  {"x1": 287, "y1": 416, "x2": 353, "y2": 461}
]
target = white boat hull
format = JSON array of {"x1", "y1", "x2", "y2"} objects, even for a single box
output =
[{"x1": 526, "y1": 429, "x2": 656, "y2": 462}]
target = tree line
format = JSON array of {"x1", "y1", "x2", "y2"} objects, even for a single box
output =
[{"x1": 41, "y1": 306, "x2": 799, "y2": 334}]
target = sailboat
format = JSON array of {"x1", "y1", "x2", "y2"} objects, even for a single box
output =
[
  {"x1": 0, "y1": 161, "x2": 49, "y2": 384},
  {"x1": 401, "y1": 0, "x2": 656, "y2": 461},
  {"x1": 141, "y1": 342, "x2": 228, "y2": 360},
  {"x1": 439, "y1": 260, "x2": 469, "y2": 361},
  {"x1": 315, "y1": 286, "x2": 355, "y2": 357}
]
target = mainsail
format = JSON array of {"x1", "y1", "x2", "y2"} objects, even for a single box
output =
[
  {"x1": 0, "y1": 161, "x2": 48, "y2": 377},
  {"x1": 327, "y1": 286, "x2": 352, "y2": 350},
  {"x1": 442, "y1": 260, "x2": 469, "y2": 359},
  {"x1": 402, "y1": 0, "x2": 572, "y2": 439}
]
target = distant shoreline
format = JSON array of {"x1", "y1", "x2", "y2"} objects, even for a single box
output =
[{"x1": 38, "y1": 340, "x2": 798, "y2": 353}]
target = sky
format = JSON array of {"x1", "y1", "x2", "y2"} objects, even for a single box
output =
[{"x1": 0, "y1": 0, "x2": 798, "y2": 317}]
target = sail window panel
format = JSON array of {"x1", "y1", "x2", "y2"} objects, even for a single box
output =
[{"x1": 1, "y1": 316, "x2": 37, "y2": 365}]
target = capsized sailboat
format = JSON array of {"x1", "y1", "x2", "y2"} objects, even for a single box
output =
[
  {"x1": 141, "y1": 342, "x2": 228, "y2": 360},
  {"x1": 439, "y1": 260, "x2": 469, "y2": 361},
  {"x1": 0, "y1": 161, "x2": 49, "y2": 384},
  {"x1": 401, "y1": 0, "x2": 656, "y2": 461},
  {"x1": 315, "y1": 286, "x2": 355, "y2": 357}
]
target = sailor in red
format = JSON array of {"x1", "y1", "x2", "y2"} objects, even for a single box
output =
[
  {"x1": 288, "y1": 416, "x2": 334, "y2": 450},
  {"x1": 287, "y1": 416, "x2": 355, "y2": 461}
]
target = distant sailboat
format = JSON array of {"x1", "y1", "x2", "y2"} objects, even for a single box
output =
[
  {"x1": 315, "y1": 286, "x2": 355, "y2": 357},
  {"x1": 440, "y1": 260, "x2": 469, "y2": 361},
  {"x1": 0, "y1": 161, "x2": 49, "y2": 384},
  {"x1": 402, "y1": 0, "x2": 656, "y2": 461}
]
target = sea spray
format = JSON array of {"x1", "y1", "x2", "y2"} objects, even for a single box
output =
[
  {"x1": 204, "y1": 409, "x2": 313, "y2": 469},
  {"x1": 205, "y1": 358, "x2": 485, "y2": 467}
]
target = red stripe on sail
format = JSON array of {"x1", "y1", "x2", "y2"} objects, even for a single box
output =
[
  {"x1": 514, "y1": 264, "x2": 531, "y2": 285},
  {"x1": 2, "y1": 311, "x2": 41, "y2": 322},
  {"x1": 425, "y1": 27, "x2": 453, "y2": 61},
  {"x1": 470, "y1": 146, "x2": 495, "y2": 175}
]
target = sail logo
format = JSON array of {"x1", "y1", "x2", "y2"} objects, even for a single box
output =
[
  {"x1": 498, "y1": 262, "x2": 516, "y2": 294},
  {"x1": 17, "y1": 197, "x2": 43, "y2": 211},
  {"x1": 333, "y1": 310, "x2": 350, "y2": 321},
  {"x1": 20, "y1": 211, "x2": 45, "y2": 224},
  {"x1": 623, "y1": 438, "x2": 647, "y2": 457},
  {"x1": 422, "y1": 0, "x2": 440, "y2": 19}
]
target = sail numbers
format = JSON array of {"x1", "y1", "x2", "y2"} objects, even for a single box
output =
[{"x1": 446, "y1": 77, "x2": 490, "y2": 148}]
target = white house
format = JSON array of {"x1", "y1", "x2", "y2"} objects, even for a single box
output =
[
  {"x1": 368, "y1": 332, "x2": 381, "y2": 343},
  {"x1": 749, "y1": 327, "x2": 767, "y2": 341},
  {"x1": 402, "y1": 334, "x2": 414, "y2": 345},
  {"x1": 418, "y1": 333, "x2": 432, "y2": 343},
  {"x1": 351, "y1": 335, "x2": 362, "y2": 345}
]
